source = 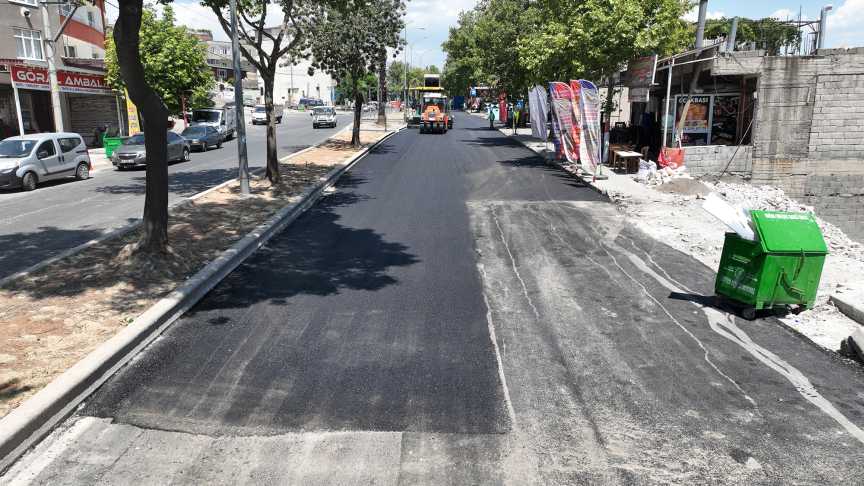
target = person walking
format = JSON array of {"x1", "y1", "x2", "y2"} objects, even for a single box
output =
[{"x1": 488, "y1": 104, "x2": 496, "y2": 129}]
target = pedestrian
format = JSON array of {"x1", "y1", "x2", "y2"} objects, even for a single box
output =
[{"x1": 488, "y1": 105, "x2": 496, "y2": 129}]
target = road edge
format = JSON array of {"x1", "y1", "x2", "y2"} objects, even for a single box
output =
[{"x1": 0, "y1": 126, "x2": 404, "y2": 474}]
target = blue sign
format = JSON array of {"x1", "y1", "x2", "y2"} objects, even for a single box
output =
[{"x1": 470, "y1": 88, "x2": 477, "y2": 97}]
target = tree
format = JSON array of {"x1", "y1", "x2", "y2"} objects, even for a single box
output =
[
  {"x1": 112, "y1": 0, "x2": 172, "y2": 253},
  {"x1": 517, "y1": 0, "x2": 691, "y2": 123},
  {"x1": 387, "y1": 61, "x2": 425, "y2": 96},
  {"x1": 202, "y1": 0, "x2": 322, "y2": 184},
  {"x1": 308, "y1": 0, "x2": 405, "y2": 147},
  {"x1": 704, "y1": 17, "x2": 800, "y2": 55},
  {"x1": 106, "y1": 6, "x2": 214, "y2": 115},
  {"x1": 442, "y1": 10, "x2": 486, "y2": 97}
]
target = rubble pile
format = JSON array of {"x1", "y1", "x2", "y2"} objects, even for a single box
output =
[
  {"x1": 706, "y1": 181, "x2": 864, "y2": 262},
  {"x1": 634, "y1": 159, "x2": 692, "y2": 186}
]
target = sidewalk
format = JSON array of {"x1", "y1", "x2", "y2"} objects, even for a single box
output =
[{"x1": 499, "y1": 125, "x2": 864, "y2": 352}]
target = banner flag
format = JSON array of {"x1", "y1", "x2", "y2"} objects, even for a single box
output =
[
  {"x1": 548, "y1": 82, "x2": 580, "y2": 163},
  {"x1": 577, "y1": 80, "x2": 602, "y2": 173},
  {"x1": 529, "y1": 85, "x2": 548, "y2": 140}
]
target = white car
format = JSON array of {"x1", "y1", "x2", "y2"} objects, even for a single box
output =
[
  {"x1": 0, "y1": 133, "x2": 92, "y2": 191},
  {"x1": 251, "y1": 104, "x2": 283, "y2": 125}
]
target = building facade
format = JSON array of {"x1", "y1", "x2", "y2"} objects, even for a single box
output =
[{"x1": 0, "y1": 0, "x2": 120, "y2": 143}]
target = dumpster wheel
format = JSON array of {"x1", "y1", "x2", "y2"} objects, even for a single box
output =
[{"x1": 741, "y1": 307, "x2": 757, "y2": 321}]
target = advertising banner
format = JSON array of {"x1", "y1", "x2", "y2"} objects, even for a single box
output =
[
  {"x1": 675, "y1": 95, "x2": 710, "y2": 145},
  {"x1": 528, "y1": 85, "x2": 548, "y2": 140},
  {"x1": 548, "y1": 82, "x2": 580, "y2": 163},
  {"x1": 125, "y1": 89, "x2": 141, "y2": 135},
  {"x1": 577, "y1": 80, "x2": 602, "y2": 173},
  {"x1": 625, "y1": 55, "x2": 657, "y2": 102},
  {"x1": 11, "y1": 64, "x2": 112, "y2": 95}
]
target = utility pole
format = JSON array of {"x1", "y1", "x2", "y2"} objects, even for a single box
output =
[
  {"x1": 817, "y1": 5, "x2": 834, "y2": 50},
  {"x1": 40, "y1": 0, "x2": 64, "y2": 132},
  {"x1": 229, "y1": 0, "x2": 250, "y2": 195}
]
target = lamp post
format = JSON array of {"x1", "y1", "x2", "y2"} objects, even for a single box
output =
[
  {"x1": 403, "y1": 26, "x2": 426, "y2": 120},
  {"x1": 229, "y1": 0, "x2": 250, "y2": 195},
  {"x1": 817, "y1": 5, "x2": 833, "y2": 50}
]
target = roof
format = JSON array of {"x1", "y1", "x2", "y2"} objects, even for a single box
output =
[{"x1": 3, "y1": 132, "x2": 82, "y2": 141}]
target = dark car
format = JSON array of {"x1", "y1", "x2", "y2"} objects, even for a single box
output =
[
  {"x1": 181, "y1": 125, "x2": 222, "y2": 151},
  {"x1": 111, "y1": 131, "x2": 190, "y2": 169}
]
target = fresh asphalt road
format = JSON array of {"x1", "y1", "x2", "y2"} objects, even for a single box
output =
[
  {"x1": 7, "y1": 114, "x2": 864, "y2": 484},
  {"x1": 0, "y1": 111, "x2": 344, "y2": 280}
]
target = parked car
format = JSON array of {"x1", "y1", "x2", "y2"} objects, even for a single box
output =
[
  {"x1": 181, "y1": 125, "x2": 222, "y2": 151},
  {"x1": 251, "y1": 104, "x2": 283, "y2": 125},
  {"x1": 191, "y1": 106, "x2": 236, "y2": 142},
  {"x1": 0, "y1": 133, "x2": 92, "y2": 191},
  {"x1": 312, "y1": 106, "x2": 337, "y2": 129},
  {"x1": 111, "y1": 131, "x2": 190, "y2": 170}
]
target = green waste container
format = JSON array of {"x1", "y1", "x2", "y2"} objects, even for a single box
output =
[
  {"x1": 715, "y1": 210, "x2": 828, "y2": 319},
  {"x1": 103, "y1": 136, "x2": 124, "y2": 158}
]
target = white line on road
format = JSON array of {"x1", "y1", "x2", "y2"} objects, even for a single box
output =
[{"x1": 478, "y1": 263, "x2": 518, "y2": 429}]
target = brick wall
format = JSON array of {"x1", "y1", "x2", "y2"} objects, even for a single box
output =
[{"x1": 683, "y1": 145, "x2": 752, "y2": 177}]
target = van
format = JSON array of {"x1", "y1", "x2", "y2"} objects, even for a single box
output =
[
  {"x1": 0, "y1": 133, "x2": 92, "y2": 191},
  {"x1": 191, "y1": 106, "x2": 236, "y2": 142},
  {"x1": 251, "y1": 104, "x2": 284, "y2": 125}
]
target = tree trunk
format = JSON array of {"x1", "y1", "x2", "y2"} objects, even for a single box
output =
[
  {"x1": 263, "y1": 73, "x2": 280, "y2": 184},
  {"x1": 114, "y1": 0, "x2": 169, "y2": 254},
  {"x1": 352, "y1": 91, "x2": 363, "y2": 147},
  {"x1": 377, "y1": 50, "x2": 387, "y2": 125}
]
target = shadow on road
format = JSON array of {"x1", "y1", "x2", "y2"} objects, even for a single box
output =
[
  {"x1": 94, "y1": 168, "x2": 241, "y2": 198},
  {"x1": 0, "y1": 225, "x2": 108, "y2": 278},
  {"x1": 190, "y1": 172, "x2": 417, "y2": 313}
]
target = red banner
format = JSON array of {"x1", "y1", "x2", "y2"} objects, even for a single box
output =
[{"x1": 11, "y1": 64, "x2": 111, "y2": 95}]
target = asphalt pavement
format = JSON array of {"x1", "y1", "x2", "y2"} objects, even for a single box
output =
[
  {"x1": 0, "y1": 112, "x2": 344, "y2": 280},
  {"x1": 6, "y1": 114, "x2": 864, "y2": 484}
]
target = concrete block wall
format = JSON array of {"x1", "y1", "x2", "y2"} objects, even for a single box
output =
[
  {"x1": 809, "y1": 73, "x2": 864, "y2": 160},
  {"x1": 683, "y1": 145, "x2": 752, "y2": 177}
]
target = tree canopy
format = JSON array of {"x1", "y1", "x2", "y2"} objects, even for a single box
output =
[
  {"x1": 308, "y1": 0, "x2": 405, "y2": 146},
  {"x1": 704, "y1": 17, "x2": 801, "y2": 55},
  {"x1": 105, "y1": 5, "x2": 213, "y2": 114},
  {"x1": 442, "y1": 0, "x2": 692, "y2": 96}
]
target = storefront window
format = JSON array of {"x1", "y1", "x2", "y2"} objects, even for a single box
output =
[
  {"x1": 672, "y1": 94, "x2": 741, "y2": 147},
  {"x1": 712, "y1": 95, "x2": 740, "y2": 145},
  {"x1": 14, "y1": 28, "x2": 44, "y2": 61}
]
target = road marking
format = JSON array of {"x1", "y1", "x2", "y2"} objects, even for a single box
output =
[
  {"x1": 477, "y1": 263, "x2": 518, "y2": 429},
  {"x1": 610, "y1": 238, "x2": 864, "y2": 445}
]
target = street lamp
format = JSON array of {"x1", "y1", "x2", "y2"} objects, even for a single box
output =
[
  {"x1": 229, "y1": 0, "x2": 250, "y2": 195},
  {"x1": 403, "y1": 26, "x2": 426, "y2": 119}
]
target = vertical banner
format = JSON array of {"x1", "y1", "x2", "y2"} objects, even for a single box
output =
[
  {"x1": 577, "y1": 80, "x2": 601, "y2": 173},
  {"x1": 568, "y1": 80, "x2": 583, "y2": 159},
  {"x1": 498, "y1": 92, "x2": 508, "y2": 127},
  {"x1": 528, "y1": 85, "x2": 548, "y2": 140},
  {"x1": 125, "y1": 90, "x2": 140, "y2": 135},
  {"x1": 548, "y1": 82, "x2": 580, "y2": 163}
]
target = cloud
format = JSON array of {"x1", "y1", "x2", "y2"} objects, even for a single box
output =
[
  {"x1": 770, "y1": 8, "x2": 797, "y2": 20},
  {"x1": 828, "y1": 0, "x2": 864, "y2": 48},
  {"x1": 682, "y1": 7, "x2": 726, "y2": 23}
]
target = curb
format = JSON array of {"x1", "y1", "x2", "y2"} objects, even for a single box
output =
[
  {"x1": 831, "y1": 294, "x2": 864, "y2": 327},
  {"x1": 0, "y1": 126, "x2": 405, "y2": 473},
  {"x1": 0, "y1": 126, "x2": 354, "y2": 289}
]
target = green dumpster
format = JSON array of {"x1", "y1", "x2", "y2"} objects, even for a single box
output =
[
  {"x1": 103, "y1": 136, "x2": 124, "y2": 158},
  {"x1": 715, "y1": 210, "x2": 827, "y2": 319}
]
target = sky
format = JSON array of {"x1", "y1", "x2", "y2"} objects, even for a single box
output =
[{"x1": 108, "y1": 0, "x2": 864, "y2": 70}]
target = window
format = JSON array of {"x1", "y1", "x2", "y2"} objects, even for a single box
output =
[
  {"x1": 14, "y1": 28, "x2": 44, "y2": 61},
  {"x1": 167, "y1": 132, "x2": 182, "y2": 143},
  {"x1": 36, "y1": 141, "x2": 56, "y2": 159},
  {"x1": 64, "y1": 44, "x2": 77, "y2": 58},
  {"x1": 92, "y1": 52, "x2": 100, "y2": 59},
  {"x1": 58, "y1": 137, "x2": 82, "y2": 153},
  {"x1": 59, "y1": 3, "x2": 74, "y2": 16},
  {"x1": 87, "y1": 11, "x2": 96, "y2": 28}
]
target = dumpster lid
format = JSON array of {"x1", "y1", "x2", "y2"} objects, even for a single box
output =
[{"x1": 750, "y1": 210, "x2": 828, "y2": 254}]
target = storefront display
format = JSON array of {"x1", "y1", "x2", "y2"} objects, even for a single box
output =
[{"x1": 672, "y1": 93, "x2": 741, "y2": 147}]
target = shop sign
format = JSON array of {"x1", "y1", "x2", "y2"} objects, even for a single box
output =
[
  {"x1": 11, "y1": 64, "x2": 112, "y2": 95},
  {"x1": 625, "y1": 55, "x2": 657, "y2": 102},
  {"x1": 125, "y1": 89, "x2": 141, "y2": 135}
]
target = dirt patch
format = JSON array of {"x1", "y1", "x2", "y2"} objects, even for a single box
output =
[
  {"x1": 654, "y1": 178, "x2": 712, "y2": 197},
  {"x1": 0, "y1": 123, "x2": 395, "y2": 418}
]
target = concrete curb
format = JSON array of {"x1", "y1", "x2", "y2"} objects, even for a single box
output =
[
  {"x1": 0, "y1": 125, "x2": 354, "y2": 289},
  {"x1": 831, "y1": 294, "x2": 864, "y2": 327},
  {"x1": 0, "y1": 126, "x2": 405, "y2": 473}
]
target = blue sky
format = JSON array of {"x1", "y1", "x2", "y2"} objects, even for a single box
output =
[{"x1": 113, "y1": 1, "x2": 864, "y2": 70}]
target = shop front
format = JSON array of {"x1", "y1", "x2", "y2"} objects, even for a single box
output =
[{"x1": 7, "y1": 64, "x2": 120, "y2": 143}]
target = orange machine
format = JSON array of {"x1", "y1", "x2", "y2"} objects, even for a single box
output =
[{"x1": 419, "y1": 92, "x2": 449, "y2": 134}]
